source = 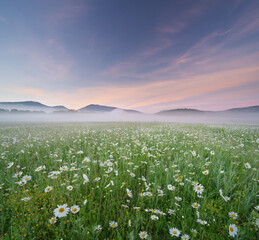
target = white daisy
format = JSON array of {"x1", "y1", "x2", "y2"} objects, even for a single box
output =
[
  {"x1": 21, "y1": 197, "x2": 31, "y2": 201},
  {"x1": 168, "y1": 209, "x2": 175, "y2": 215},
  {"x1": 109, "y1": 221, "x2": 118, "y2": 228},
  {"x1": 70, "y1": 205, "x2": 80, "y2": 214},
  {"x1": 22, "y1": 175, "x2": 32, "y2": 183},
  {"x1": 49, "y1": 217, "x2": 57, "y2": 224},
  {"x1": 168, "y1": 185, "x2": 175, "y2": 190},
  {"x1": 126, "y1": 188, "x2": 133, "y2": 198},
  {"x1": 45, "y1": 186, "x2": 53, "y2": 193},
  {"x1": 169, "y1": 227, "x2": 181, "y2": 237},
  {"x1": 181, "y1": 234, "x2": 190, "y2": 240},
  {"x1": 54, "y1": 204, "x2": 70, "y2": 218},
  {"x1": 244, "y1": 163, "x2": 251, "y2": 169},
  {"x1": 194, "y1": 184, "x2": 204, "y2": 194},
  {"x1": 139, "y1": 231, "x2": 148, "y2": 239},
  {"x1": 175, "y1": 196, "x2": 182, "y2": 201},
  {"x1": 228, "y1": 212, "x2": 238, "y2": 219},
  {"x1": 94, "y1": 225, "x2": 102, "y2": 231},
  {"x1": 229, "y1": 224, "x2": 238, "y2": 237},
  {"x1": 151, "y1": 215, "x2": 159, "y2": 220},
  {"x1": 192, "y1": 202, "x2": 200, "y2": 209}
]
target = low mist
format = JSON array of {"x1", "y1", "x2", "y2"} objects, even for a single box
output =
[{"x1": 0, "y1": 110, "x2": 258, "y2": 125}]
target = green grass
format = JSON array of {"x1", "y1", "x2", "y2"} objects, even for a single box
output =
[{"x1": 0, "y1": 122, "x2": 258, "y2": 239}]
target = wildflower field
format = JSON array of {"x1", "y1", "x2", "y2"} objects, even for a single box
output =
[{"x1": 0, "y1": 122, "x2": 258, "y2": 240}]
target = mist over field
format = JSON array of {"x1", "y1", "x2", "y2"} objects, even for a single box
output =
[{"x1": 0, "y1": 111, "x2": 259, "y2": 125}]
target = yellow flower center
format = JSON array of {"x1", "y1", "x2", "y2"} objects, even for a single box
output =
[
  {"x1": 59, "y1": 208, "x2": 65, "y2": 213},
  {"x1": 51, "y1": 218, "x2": 55, "y2": 223},
  {"x1": 197, "y1": 187, "x2": 200, "y2": 190},
  {"x1": 194, "y1": 204, "x2": 198, "y2": 207},
  {"x1": 173, "y1": 231, "x2": 177, "y2": 234},
  {"x1": 231, "y1": 214, "x2": 236, "y2": 217},
  {"x1": 73, "y1": 208, "x2": 77, "y2": 212},
  {"x1": 230, "y1": 227, "x2": 234, "y2": 232},
  {"x1": 141, "y1": 233, "x2": 145, "y2": 237},
  {"x1": 25, "y1": 178, "x2": 29, "y2": 181}
]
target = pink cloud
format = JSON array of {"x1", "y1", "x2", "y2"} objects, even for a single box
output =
[
  {"x1": 32, "y1": 65, "x2": 259, "y2": 112},
  {"x1": 11, "y1": 88, "x2": 46, "y2": 97}
]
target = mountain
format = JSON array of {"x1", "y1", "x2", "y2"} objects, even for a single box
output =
[
  {"x1": 78, "y1": 104, "x2": 141, "y2": 114},
  {"x1": 223, "y1": 106, "x2": 259, "y2": 113},
  {"x1": 0, "y1": 101, "x2": 68, "y2": 113},
  {"x1": 156, "y1": 108, "x2": 209, "y2": 115},
  {"x1": 156, "y1": 106, "x2": 259, "y2": 115},
  {"x1": 79, "y1": 104, "x2": 117, "y2": 112}
]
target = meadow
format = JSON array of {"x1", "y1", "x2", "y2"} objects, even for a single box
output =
[{"x1": 0, "y1": 122, "x2": 258, "y2": 239}]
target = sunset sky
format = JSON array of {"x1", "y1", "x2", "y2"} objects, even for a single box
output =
[{"x1": 0, "y1": 0, "x2": 259, "y2": 113}]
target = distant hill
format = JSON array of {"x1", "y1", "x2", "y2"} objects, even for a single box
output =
[
  {"x1": 156, "y1": 106, "x2": 259, "y2": 115},
  {"x1": 156, "y1": 108, "x2": 209, "y2": 115},
  {"x1": 78, "y1": 104, "x2": 141, "y2": 114},
  {"x1": 223, "y1": 106, "x2": 259, "y2": 113},
  {"x1": 0, "y1": 101, "x2": 68, "y2": 113}
]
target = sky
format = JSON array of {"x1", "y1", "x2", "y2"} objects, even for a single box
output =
[{"x1": 0, "y1": 0, "x2": 259, "y2": 113}]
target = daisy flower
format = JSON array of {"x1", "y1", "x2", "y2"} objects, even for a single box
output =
[
  {"x1": 192, "y1": 202, "x2": 200, "y2": 209},
  {"x1": 21, "y1": 197, "x2": 31, "y2": 201},
  {"x1": 198, "y1": 219, "x2": 207, "y2": 225},
  {"x1": 210, "y1": 151, "x2": 215, "y2": 155},
  {"x1": 7, "y1": 162, "x2": 14, "y2": 168},
  {"x1": 22, "y1": 175, "x2": 32, "y2": 183},
  {"x1": 192, "y1": 181, "x2": 199, "y2": 186},
  {"x1": 167, "y1": 184, "x2": 175, "y2": 191},
  {"x1": 94, "y1": 225, "x2": 102, "y2": 231},
  {"x1": 126, "y1": 188, "x2": 133, "y2": 198},
  {"x1": 45, "y1": 186, "x2": 53, "y2": 193},
  {"x1": 181, "y1": 234, "x2": 190, "y2": 240},
  {"x1": 175, "y1": 196, "x2": 182, "y2": 201},
  {"x1": 94, "y1": 177, "x2": 101, "y2": 181},
  {"x1": 151, "y1": 215, "x2": 159, "y2": 220},
  {"x1": 67, "y1": 185, "x2": 73, "y2": 191},
  {"x1": 168, "y1": 209, "x2": 175, "y2": 215},
  {"x1": 35, "y1": 165, "x2": 45, "y2": 171},
  {"x1": 191, "y1": 229, "x2": 197, "y2": 234},
  {"x1": 202, "y1": 170, "x2": 209, "y2": 175},
  {"x1": 49, "y1": 217, "x2": 57, "y2": 224},
  {"x1": 145, "y1": 192, "x2": 153, "y2": 197},
  {"x1": 60, "y1": 166, "x2": 68, "y2": 171},
  {"x1": 130, "y1": 173, "x2": 135, "y2": 177},
  {"x1": 244, "y1": 163, "x2": 251, "y2": 169},
  {"x1": 109, "y1": 221, "x2": 118, "y2": 228},
  {"x1": 228, "y1": 212, "x2": 238, "y2": 219},
  {"x1": 229, "y1": 224, "x2": 238, "y2": 237},
  {"x1": 83, "y1": 174, "x2": 89, "y2": 184},
  {"x1": 139, "y1": 231, "x2": 148, "y2": 239},
  {"x1": 169, "y1": 228, "x2": 181, "y2": 237},
  {"x1": 194, "y1": 184, "x2": 204, "y2": 194},
  {"x1": 224, "y1": 196, "x2": 230, "y2": 201},
  {"x1": 54, "y1": 204, "x2": 70, "y2": 218},
  {"x1": 70, "y1": 205, "x2": 80, "y2": 214},
  {"x1": 254, "y1": 206, "x2": 259, "y2": 211}
]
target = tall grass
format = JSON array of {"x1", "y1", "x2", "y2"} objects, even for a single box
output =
[{"x1": 0, "y1": 122, "x2": 258, "y2": 239}]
